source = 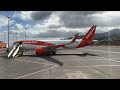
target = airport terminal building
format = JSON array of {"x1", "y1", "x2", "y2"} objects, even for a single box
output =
[{"x1": 0, "y1": 41, "x2": 7, "y2": 51}]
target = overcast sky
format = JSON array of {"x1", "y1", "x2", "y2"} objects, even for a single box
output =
[{"x1": 0, "y1": 11, "x2": 120, "y2": 41}]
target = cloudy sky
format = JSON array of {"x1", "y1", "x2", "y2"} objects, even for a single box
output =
[{"x1": 0, "y1": 11, "x2": 120, "y2": 42}]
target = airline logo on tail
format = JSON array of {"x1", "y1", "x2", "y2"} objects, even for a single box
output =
[
  {"x1": 86, "y1": 26, "x2": 96, "y2": 39},
  {"x1": 76, "y1": 25, "x2": 96, "y2": 48}
]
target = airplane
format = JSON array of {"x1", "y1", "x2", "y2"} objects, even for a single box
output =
[{"x1": 8, "y1": 25, "x2": 97, "y2": 58}]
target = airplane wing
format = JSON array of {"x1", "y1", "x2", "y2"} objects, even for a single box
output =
[{"x1": 48, "y1": 33, "x2": 79, "y2": 49}]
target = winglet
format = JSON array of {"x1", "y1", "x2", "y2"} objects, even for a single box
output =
[
  {"x1": 70, "y1": 33, "x2": 79, "y2": 44},
  {"x1": 50, "y1": 33, "x2": 79, "y2": 48}
]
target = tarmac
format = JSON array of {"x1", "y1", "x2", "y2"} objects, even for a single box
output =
[{"x1": 0, "y1": 46, "x2": 120, "y2": 79}]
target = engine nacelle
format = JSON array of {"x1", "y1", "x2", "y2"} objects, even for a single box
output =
[{"x1": 36, "y1": 48, "x2": 46, "y2": 55}]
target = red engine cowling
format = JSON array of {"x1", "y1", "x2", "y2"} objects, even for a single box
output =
[{"x1": 36, "y1": 48, "x2": 46, "y2": 55}]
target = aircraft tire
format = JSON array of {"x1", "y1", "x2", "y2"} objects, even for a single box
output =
[{"x1": 52, "y1": 51, "x2": 56, "y2": 55}]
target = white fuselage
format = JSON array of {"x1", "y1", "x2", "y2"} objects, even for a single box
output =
[{"x1": 21, "y1": 39, "x2": 82, "y2": 50}]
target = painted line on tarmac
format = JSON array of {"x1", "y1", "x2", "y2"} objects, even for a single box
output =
[
  {"x1": 81, "y1": 48, "x2": 120, "y2": 54},
  {"x1": 14, "y1": 59, "x2": 56, "y2": 66},
  {"x1": 64, "y1": 64, "x2": 120, "y2": 68},
  {"x1": 14, "y1": 65, "x2": 58, "y2": 79},
  {"x1": 100, "y1": 57, "x2": 120, "y2": 63},
  {"x1": 108, "y1": 58, "x2": 120, "y2": 60},
  {"x1": 63, "y1": 58, "x2": 110, "y2": 61},
  {"x1": 66, "y1": 71, "x2": 88, "y2": 79}
]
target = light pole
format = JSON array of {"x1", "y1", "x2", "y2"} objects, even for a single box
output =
[
  {"x1": 13, "y1": 33, "x2": 14, "y2": 43},
  {"x1": 25, "y1": 28, "x2": 26, "y2": 40},
  {"x1": 7, "y1": 16, "x2": 11, "y2": 52},
  {"x1": 15, "y1": 27, "x2": 18, "y2": 41},
  {"x1": 4, "y1": 32, "x2": 5, "y2": 43},
  {"x1": 16, "y1": 33, "x2": 17, "y2": 41}
]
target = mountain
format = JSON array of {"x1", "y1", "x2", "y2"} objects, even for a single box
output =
[
  {"x1": 64, "y1": 29, "x2": 120, "y2": 45},
  {"x1": 95, "y1": 29, "x2": 120, "y2": 40},
  {"x1": 64, "y1": 29, "x2": 120, "y2": 40}
]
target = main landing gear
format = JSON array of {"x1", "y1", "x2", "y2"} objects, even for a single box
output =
[{"x1": 52, "y1": 51, "x2": 56, "y2": 55}]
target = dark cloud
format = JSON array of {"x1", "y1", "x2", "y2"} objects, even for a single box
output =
[
  {"x1": 31, "y1": 11, "x2": 53, "y2": 21},
  {"x1": 47, "y1": 25, "x2": 63, "y2": 28},
  {"x1": 58, "y1": 11, "x2": 106, "y2": 28},
  {"x1": 30, "y1": 11, "x2": 120, "y2": 30},
  {"x1": 27, "y1": 11, "x2": 120, "y2": 38},
  {"x1": 30, "y1": 11, "x2": 120, "y2": 28},
  {"x1": 30, "y1": 11, "x2": 106, "y2": 28},
  {"x1": 59, "y1": 11, "x2": 103, "y2": 16}
]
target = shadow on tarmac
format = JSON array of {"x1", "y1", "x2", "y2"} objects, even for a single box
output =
[
  {"x1": 20, "y1": 54, "x2": 64, "y2": 67},
  {"x1": 53, "y1": 53, "x2": 99, "y2": 57},
  {"x1": 0, "y1": 52, "x2": 99, "y2": 66}
]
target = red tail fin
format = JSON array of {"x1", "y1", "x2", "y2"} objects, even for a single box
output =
[{"x1": 76, "y1": 25, "x2": 96, "y2": 48}]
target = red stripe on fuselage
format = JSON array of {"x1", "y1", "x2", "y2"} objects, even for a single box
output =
[
  {"x1": 14, "y1": 40, "x2": 69, "y2": 49},
  {"x1": 14, "y1": 40, "x2": 55, "y2": 46}
]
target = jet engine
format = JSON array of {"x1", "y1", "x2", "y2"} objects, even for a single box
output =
[
  {"x1": 36, "y1": 48, "x2": 46, "y2": 55},
  {"x1": 36, "y1": 47, "x2": 56, "y2": 55}
]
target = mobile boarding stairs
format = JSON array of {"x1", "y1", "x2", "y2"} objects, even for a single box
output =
[{"x1": 8, "y1": 43, "x2": 23, "y2": 58}]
